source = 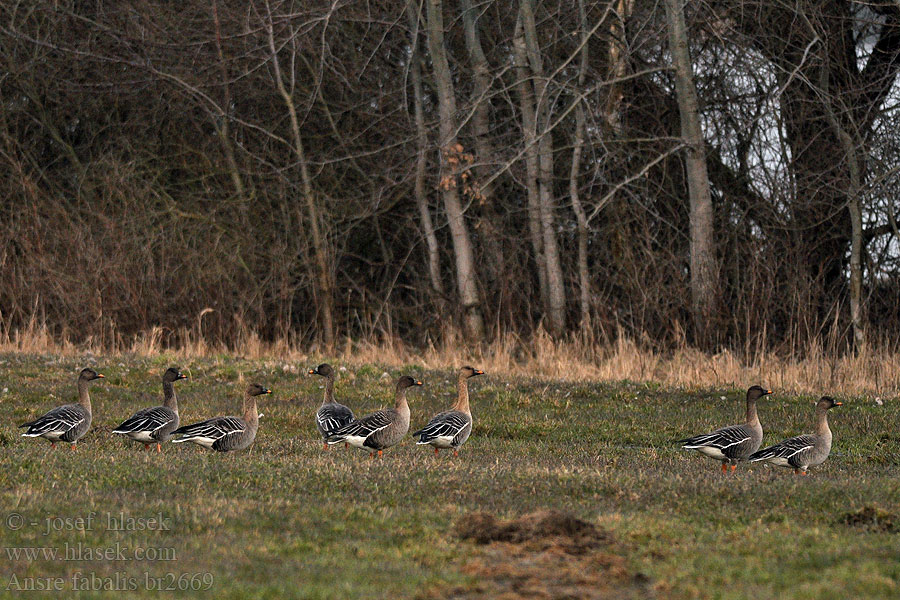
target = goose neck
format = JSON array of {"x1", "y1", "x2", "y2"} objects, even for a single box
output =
[
  {"x1": 77, "y1": 379, "x2": 92, "y2": 413},
  {"x1": 162, "y1": 380, "x2": 178, "y2": 411},
  {"x1": 453, "y1": 376, "x2": 471, "y2": 414},
  {"x1": 323, "y1": 375, "x2": 335, "y2": 405}
]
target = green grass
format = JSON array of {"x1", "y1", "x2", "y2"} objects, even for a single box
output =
[{"x1": 1, "y1": 353, "x2": 899, "y2": 598}]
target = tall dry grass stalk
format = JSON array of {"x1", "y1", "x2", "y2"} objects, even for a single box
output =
[{"x1": 1, "y1": 323, "x2": 897, "y2": 397}]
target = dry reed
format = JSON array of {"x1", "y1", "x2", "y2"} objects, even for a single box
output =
[{"x1": 1, "y1": 320, "x2": 897, "y2": 398}]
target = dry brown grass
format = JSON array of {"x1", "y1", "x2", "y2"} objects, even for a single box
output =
[{"x1": 1, "y1": 322, "x2": 898, "y2": 397}]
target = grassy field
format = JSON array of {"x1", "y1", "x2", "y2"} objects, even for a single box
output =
[{"x1": 1, "y1": 352, "x2": 898, "y2": 599}]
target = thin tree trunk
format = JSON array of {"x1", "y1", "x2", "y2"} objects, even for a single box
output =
[
  {"x1": 424, "y1": 0, "x2": 485, "y2": 340},
  {"x1": 406, "y1": 1, "x2": 445, "y2": 306},
  {"x1": 521, "y1": 0, "x2": 566, "y2": 335},
  {"x1": 664, "y1": 0, "x2": 717, "y2": 346},
  {"x1": 512, "y1": 13, "x2": 550, "y2": 318},
  {"x1": 212, "y1": 0, "x2": 246, "y2": 200},
  {"x1": 605, "y1": 0, "x2": 633, "y2": 133},
  {"x1": 461, "y1": 0, "x2": 494, "y2": 203},
  {"x1": 820, "y1": 70, "x2": 865, "y2": 350},
  {"x1": 264, "y1": 0, "x2": 334, "y2": 347},
  {"x1": 570, "y1": 0, "x2": 591, "y2": 331}
]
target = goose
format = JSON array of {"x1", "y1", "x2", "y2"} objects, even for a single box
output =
[
  {"x1": 413, "y1": 366, "x2": 484, "y2": 456},
  {"x1": 112, "y1": 367, "x2": 187, "y2": 452},
  {"x1": 749, "y1": 396, "x2": 842, "y2": 475},
  {"x1": 308, "y1": 363, "x2": 354, "y2": 449},
  {"x1": 171, "y1": 383, "x2": 271, "y2": 452},
  {"x1": 325, "y1": 375, "x2": 422, "y2": 458},
  {"x1": 19, "y1": 368, "x2": 105, "y2": 450},
  {"x1": 679, "y1": 385, "x2": 772, "y2": 473}
]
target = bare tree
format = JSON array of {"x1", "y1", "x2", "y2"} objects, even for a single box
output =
[
  {"x1": 424, "y1": 0, "x2": 485, "y2": 340},
  {"x1": 406, "y1": 1, "x2": 445, "y2": 308},
  {"x1": 664, "y1": 0, "x2": 717, "y2": 345}
]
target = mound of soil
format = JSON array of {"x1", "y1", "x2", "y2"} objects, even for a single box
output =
[
  {"x1": 446, "y1": 510, "x2": 652, "y2": 600},
  {"x1": 840, "y1": 506, "x2": 896, "y2": 533}
]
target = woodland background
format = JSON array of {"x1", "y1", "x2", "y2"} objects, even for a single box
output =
[{"x1": 2, "y1": 0, "x2": 900, "y2": 357}]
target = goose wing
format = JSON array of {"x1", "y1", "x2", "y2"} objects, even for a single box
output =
[
  {"x1": 113, "y1": 406, "x2": 176, "y2": 435},
  {"x1": 413, "y1": 410, "x2": 471, "y2": 445},
  {"x1": 325, "y1": 410, "x2": 392, "y2": 443},
  {"x1": 316, "y1": 403, "x2": 355, "y2": 436},
  {"x1": 680, "y1": 424, "x2": 750, "y2": 451},
  {"x1": 749, "y1": 434, "x2": 816, "y2": 462},
  {"x1": 20, "y1": 404, "x2": 85, "y2": 437},
  {"x1": 172, "y1": 416, "x2": 245, "y2": 444}
]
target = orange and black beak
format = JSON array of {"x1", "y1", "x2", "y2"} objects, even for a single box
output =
[
  {"x1": 474, "y1": 369, "x2": 485, "y2": 376},
  {"x1": 308, "y1": 368, "x2": 316, "y2": 375},
  {"x1": 415, "y1": 380, "x2": 423, "y2": 386}
]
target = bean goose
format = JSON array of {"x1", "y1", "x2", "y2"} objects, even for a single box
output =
[
  {"x1": 413, "y1": 366, "x2": 484, "y2": 456},
  {"x1": 325, "y1": 375, "x2": 422, "y2": 457},
  {"x1": 749, "y1": 396, "x2": 842, "y2": 475},
  {"x1": 171, "y1": 383, "x2": 271, "y2": 452},
  {"x1": 112, "y1": 367, "x2": 187, "y2": 452},
  {"x1": 679, "y1": 385, "x2": 772, "y2": 473},
  {"x1": 19, "y1": 368, "x2": 105, "y2": 450},
  {"x1": 308, "y1": 363, "x2": 355, "y2": 449}
]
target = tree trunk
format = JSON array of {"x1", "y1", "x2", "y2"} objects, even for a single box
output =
[
  {"x1": 460, "y1": 0, "x2": 494, "y2": 204},
  {"x1": 424, "y1": 0, "x2": 485, "y2": 340},
  {"x1": 664, "y1": 0, "x2": 717, "y2": 346},
  {"x1": 512, "y1": 13, "x2": 550, "y2": 320},
  {"x1": 406, "y1": 1, "x2": 445, "y2": 306},
  {"x1": 821, "y1": 70, "x2": 865, "y2": 350},
  {"x1": 521, "y1": 0, "x2": 565, "y2": 335},
  {"x1": 264, "y1": 0, "x2": 334, "y2": 347},
  {"x1": 570, "y1": 0, "x2": 591, "y2": 331}
]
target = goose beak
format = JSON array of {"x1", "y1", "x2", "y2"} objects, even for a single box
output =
[
  {"x1": 415, "y1": 380, "x2": 423, "y2": 386},
  {"x1": 766, "y1": 389, "x2": 772, "y2": 395},
  {"x1": 474, "y1": 369, "x2": 485, "y2": 376},
  {"x1": 834, "y1": 401, "x2": 843, "y2": 406},
  {"x1": 308, "y1": 369, "x2": 316, "y2": 375},
  {"x1": 178, "y1": 374, "x2": 188, "y2": 380},
  {"x1": 97, "y1": 374, "x2": 105, "y2": 378},
  {"x1": 265, "y1": 389, "x2": 272, "y2": 394}
]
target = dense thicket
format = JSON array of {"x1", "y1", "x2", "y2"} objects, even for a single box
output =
[{"x1": 1, "y1": 0, "x2": 899, "y2": 352}]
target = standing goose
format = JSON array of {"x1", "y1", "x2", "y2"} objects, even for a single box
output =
[
  {"x1": 308, "y1": 363, "x2": 354, "y2": 449},
  {"x1": 19, "y1": 368, "x2": 105, "y2": 450},
  {"x1": 679, "y1": 385, "x2": 772, "y2": 473},
  {"x1": 325, "y1": 375, "x2": 422, "y2": 458},
  {"x1": 171, "y1": 383, "x2": 271, "y2": 452},
  {"x1": 112, "y1": 367, "x2": 187, "y2": 452},
  {"x1": 413, "y1": 366, "x2": 484, "y2": 456},
  {"x1": 749, "y1": 396, "x2": 842, "y2": 475}
]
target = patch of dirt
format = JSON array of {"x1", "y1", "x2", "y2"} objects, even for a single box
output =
[
  {"x1": 445, "y1": 510, "x2": 652, "y2": 599},
  {"x1": 840, "y1": 506, "x2": 896, "y2": 533}
]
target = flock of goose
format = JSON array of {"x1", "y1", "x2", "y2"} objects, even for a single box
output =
[
  {"x1": 17, "y1": 364, "x2": 484, "y2": 459},
  {"x1": 17, "y1": 367, "x2": 840, "y2": 474}
]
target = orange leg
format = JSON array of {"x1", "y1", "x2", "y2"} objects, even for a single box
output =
[
  {"x1": 156, "y1": 443, "x2": 162, "y2": 453},
  {"x1": 729, "y1": 464, "x2": 736, "y2": 472},
  {"x1": 721, "y1": 462, "x2": 728, "y2": 474},
  {"x1": 50, "y1": 442, "x2": 56, "y2": 449},
  {"x1": 144, "y1": 444, "x2": 150, "y2": 451},
  {"x1": 345, "y1": 442, "x2": 349, "y2": 449},
  {"x1": 434, "y1": 447, "x2": 440, "y2": 456},
  {"x1": 377, "y1": 450, "x2": 383, "y2": 458},
  {"x1": 453, "y1": 449, "x2": 459, "y2": 457},
  {"x1": 369, "y1": 452, "x2": 375, "y2": 459},
  {"x1": 323, "y1": 442, "x2": 329, "y2": 451},
  {"x1": 70, "y1": 444, "x2": 77, "y2": 451}
]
